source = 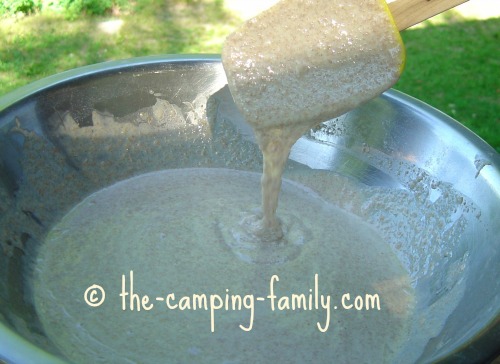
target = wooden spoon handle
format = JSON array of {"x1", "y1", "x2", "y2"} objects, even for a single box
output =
[{"x1": 387, "y1": 0, "x2": 469, "y2": 30}]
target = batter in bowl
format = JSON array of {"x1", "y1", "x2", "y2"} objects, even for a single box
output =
[{"x1": 33, "y1": 168, "x2": 415, "y2": 363}]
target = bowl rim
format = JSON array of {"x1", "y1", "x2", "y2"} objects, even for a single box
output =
[{"x1": 0, "y1": 54, "x2": 221, "y2": 114}]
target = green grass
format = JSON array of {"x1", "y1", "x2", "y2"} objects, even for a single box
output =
[
  {"x1": 0, "y1": 0, "x2": 238, "y2": 92},
  {"x1": 0, "y1": 3, "x2": 498, "y2": 151},
  {"x1": 395, "y1": 14, "x2": 500, "y2": 152}
]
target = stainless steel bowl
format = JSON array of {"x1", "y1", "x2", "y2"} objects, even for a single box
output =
[{"x1": 0, "y1": 55, "x2": 498, "y2": 363}]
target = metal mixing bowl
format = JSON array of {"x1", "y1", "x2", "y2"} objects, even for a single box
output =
[{"x1": 0, "y1": 55, "x2": 498, "y2": 363}]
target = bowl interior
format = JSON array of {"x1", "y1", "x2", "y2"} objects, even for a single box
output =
[{"x1": 0, "y1": 56, "x2": 499, "y2": 363}]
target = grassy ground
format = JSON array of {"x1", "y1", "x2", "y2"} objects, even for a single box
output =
[
  {"x1": 395, "y1": 12, "x2": 499, "y2": 152},
  {"x1": 0, "y1": 0, "x2": 239, "y2": 90},
  {"x1": 0, "y1": 1, "x2": 498, "y2": 151}
]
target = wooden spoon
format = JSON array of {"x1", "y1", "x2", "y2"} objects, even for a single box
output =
[{"x1": 388, "y1": 0, "x2": 469, "y2": 30}]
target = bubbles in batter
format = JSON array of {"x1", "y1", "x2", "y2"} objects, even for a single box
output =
[{"x1": 33, "y1": 168, "x2": 415, "y2": 364}]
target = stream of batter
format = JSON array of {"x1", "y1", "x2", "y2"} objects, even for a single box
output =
[
  {"x1": 241, "y1": 125, "x2": 310, "y2": 243},
  {"x1": 221, "y1": 0, "x2": 404, "y2": 242}
]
